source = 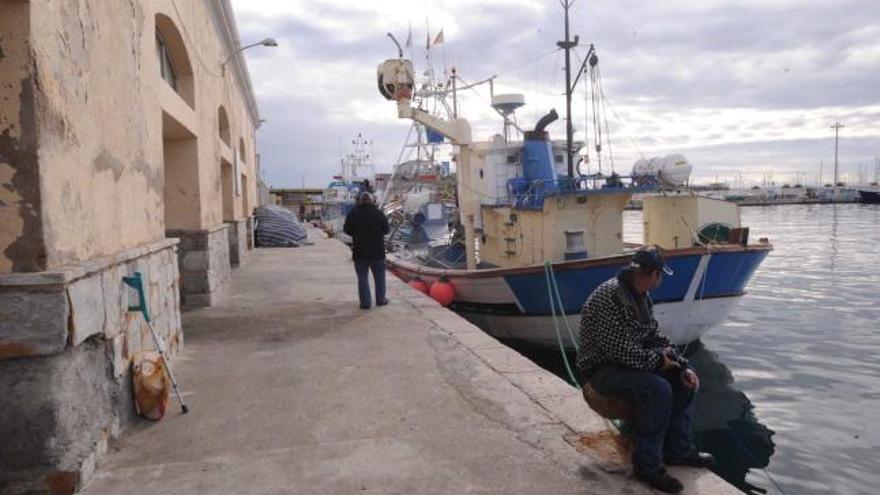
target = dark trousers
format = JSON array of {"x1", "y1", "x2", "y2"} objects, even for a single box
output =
[
  {"x1": 589, "y1": 366, "x2": 696, "y2": 474},
  {"x1": 354, "y1": 259, "x2": 385, "y2": 308}
]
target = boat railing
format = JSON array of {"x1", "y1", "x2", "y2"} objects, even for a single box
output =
[{"x1": 506, "y1": 175, "x2": 658, "y2": 210}]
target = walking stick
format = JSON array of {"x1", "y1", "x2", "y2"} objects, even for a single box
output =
[{"x1": 123, "y1": 272, "x2": 189, "y2": 414}]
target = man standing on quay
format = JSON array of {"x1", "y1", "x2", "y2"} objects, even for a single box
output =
[
  {"x1": 577, "y1": 246, "x2": 715, "y2": 493},
  {"x1": 343, "y1": 192, "x2": 390, "y2": 309}
]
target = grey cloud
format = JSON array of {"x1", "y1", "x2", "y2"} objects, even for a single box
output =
[
  {"x1": 662, "y1": 136, "x2": 880, "y2": 182},
  {"x1": 233, "y1": 0, "x2": 880, "y2": 188}
]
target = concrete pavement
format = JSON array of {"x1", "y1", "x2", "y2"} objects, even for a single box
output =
[{"x1": 81, "y1": 232, "x2": 738, "y2": 495}]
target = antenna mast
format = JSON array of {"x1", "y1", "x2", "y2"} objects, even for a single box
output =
[{"x1": 558, "y1": 0, "x2": 579, "y2": 178}]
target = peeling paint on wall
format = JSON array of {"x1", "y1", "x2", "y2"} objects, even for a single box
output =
[{"x1": 1, "y1": 72, "x2": 47, "y2": 272}]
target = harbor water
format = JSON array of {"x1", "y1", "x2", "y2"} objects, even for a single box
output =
[{"x1": 503, "y1": 204, "x2": 880, "y2": 495}]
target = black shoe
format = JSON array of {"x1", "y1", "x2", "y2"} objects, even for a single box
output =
[
  {"x1": 665, "y1": 451, "x2": 716, "y2": 468},
  {"x1": 377, "y1": 299, "x2": 390, "y2": 306},
  {"x1": 360, "y1": 304, "x2": 371, "y2": 310},
  {"x1": 634, "y1": 468, "x2": 683, "y2": 493}
]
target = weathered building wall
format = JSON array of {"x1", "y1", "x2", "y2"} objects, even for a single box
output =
[
  {"x1": 26, "y1": 0, "x2": 165, "y2": 270},
  {"x1": 19, "y1": 0, "x2": 258, "y2": 272},
  {"x1": 0, "y1": 0, "x2": 262, "y2": 491},
  {"x1": 0, "y1": 2, "x2": 45, "y2": 273}
]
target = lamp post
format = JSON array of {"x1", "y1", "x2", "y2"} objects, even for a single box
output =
[
  {"x1": 831, "y1": 122, "x2": 844, "y2": 199},
  {"x1": 222, "y1": 37, "x2": 278, "y2": 74}
]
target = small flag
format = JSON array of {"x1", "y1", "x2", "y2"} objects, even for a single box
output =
[{"x1": 432, "y1": 29, "x2": 444, "y2": 46}]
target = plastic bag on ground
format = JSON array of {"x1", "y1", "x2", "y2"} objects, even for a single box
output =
[{"x1": 132, "y1": 351, "x2": 170, "y2": 421}]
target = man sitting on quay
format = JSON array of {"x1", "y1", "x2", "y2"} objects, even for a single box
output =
[
  {"x1": 343, "y1": 192, "x2": 390, "y2": 309},
  {"x1": 577, "y1": 246, "x2": 715, "y2": 493}
]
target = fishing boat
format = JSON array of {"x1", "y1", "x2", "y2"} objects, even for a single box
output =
[
  {"x1": 374, "y1": 7, "x2": 772, "y2": 348},
  {"x1": 321, "y1": 133, "x2": 375, "y2": 243},
  {"x1": 857, "y1": 188, "x2": 880, "y2": 204}
]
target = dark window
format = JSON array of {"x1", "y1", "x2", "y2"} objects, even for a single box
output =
[{"x1": 156, "y1": 32, "x2": 178, "y2": 90}]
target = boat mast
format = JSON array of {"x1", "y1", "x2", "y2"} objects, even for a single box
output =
[
  {"x1": 558, "y1": 0, "x2": 578, "y2": 179},
  {"x1": 831, "y1": 122, "x2": 844, "y2": 196}
]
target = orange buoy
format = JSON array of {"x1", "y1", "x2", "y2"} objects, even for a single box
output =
[
  {"x1": 429, "y1": 276, "x2": 455, "y2": 307},
  {"x1": 408, "y1": 277, "x2": 429, "y2": 294}
]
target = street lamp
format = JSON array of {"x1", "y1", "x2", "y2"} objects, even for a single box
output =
[{"x1": 222, "y1": 38, "x2": 278, "y2": 74}]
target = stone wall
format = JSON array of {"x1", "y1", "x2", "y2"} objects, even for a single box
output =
[
  {"x1": 226, "y1": 218, "x2": 248, "y2": 267},
  {"x1": 169, "y1": 226, "x2": 230, "y2": 308},
  {"x1": 246, "y1": 216, "x2": 255, "y2": 250},
  {"x1": 0, "y1": 239, "x2": 181, "y2": 494}
]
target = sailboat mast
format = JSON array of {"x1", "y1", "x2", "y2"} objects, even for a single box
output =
[{"x1": 558, "y1": 0, "x2": 578, "y2": 178}]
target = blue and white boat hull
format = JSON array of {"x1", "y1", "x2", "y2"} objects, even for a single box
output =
[
  {"x1": 388, "y1": 245, "x2": 771, "y2": 347},
  {"x1": 457, "y1": 297, "x2": 743, "y2": 347}
]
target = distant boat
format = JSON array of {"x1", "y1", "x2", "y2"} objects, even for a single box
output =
[
  {"x1": 321, "y1": 134, "x2": 375, "y2": 243},
  {"x1": 858, "y1": 189, "x2": 880, "y2": 204}
]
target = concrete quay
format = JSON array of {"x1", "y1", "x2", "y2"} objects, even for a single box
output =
[{"x1": 81, "y1": 232, "x2": 739, "y2": 494}]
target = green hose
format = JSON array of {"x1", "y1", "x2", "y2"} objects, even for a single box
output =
[{"x1": 543, "y1": 261, "x2": 581, "y2": 389}]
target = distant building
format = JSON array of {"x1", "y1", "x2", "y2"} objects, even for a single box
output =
[
  {"x1": 1, "y1": 1, "x2": 261, "y2": 490},
  {"x1": 271, "y1": 188, "x2": 324, "y2": 219}
]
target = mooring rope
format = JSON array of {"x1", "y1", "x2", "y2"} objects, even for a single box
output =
[{"x1": 543, "y1": 260, "x2": 581, "y2": 388}]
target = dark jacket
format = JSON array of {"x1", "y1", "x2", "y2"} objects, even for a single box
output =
[
  {"x1": 576, "y1": 269, "x2": 688, "y2": 375},
  {"x1": 343, "y1": 203, "x2": 389, "y2": 261}
]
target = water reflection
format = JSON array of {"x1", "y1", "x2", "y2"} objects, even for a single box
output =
[
  {"x1": 504, "y1": 339, "x2": 776, "y2": 494},
  {"x1": 829, "y1": 204, "x2": 839, "y2": 277},
  {"x1": 685, "y1": 340, "x2": 775, "y2": 494}
]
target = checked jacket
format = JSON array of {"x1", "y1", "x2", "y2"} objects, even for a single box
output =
[{"x1": 576, "y1": 273, "x2": 688, "y2": 375}]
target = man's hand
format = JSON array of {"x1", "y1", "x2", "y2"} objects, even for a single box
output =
[
  {"x1": 660, "y1": 351, "x2": 680, "y2": 371},
  {"x1": 681, "y1": 368, "x2": 700, "y2": 390}
]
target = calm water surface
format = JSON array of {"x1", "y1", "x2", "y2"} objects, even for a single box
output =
[{"x1": 506, "y1": 204, "x2": 880, "y2": 495}]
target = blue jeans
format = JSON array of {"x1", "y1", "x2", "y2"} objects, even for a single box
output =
[
  {"x1": 354, "y1": 259, "x2": 386, "y2": 308},
  {"x1": 589, "y1": 366, "x2": 696, "y2": 474}
]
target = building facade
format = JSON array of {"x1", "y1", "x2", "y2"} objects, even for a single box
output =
[
  {"x1": 0, "y1": 0, "x2": 261, "y2": 491},
  {"x1": 270, "y1": 188, "x2": 324, "y2": 219}
]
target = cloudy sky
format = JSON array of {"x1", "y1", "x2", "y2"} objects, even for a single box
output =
[{"x1": 231, "y1": 0, "x2": 880, "y2": 188}]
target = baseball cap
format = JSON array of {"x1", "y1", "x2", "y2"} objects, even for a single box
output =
[{"x1": 630, "y1": 245, "x2": 674, "y2": 276}]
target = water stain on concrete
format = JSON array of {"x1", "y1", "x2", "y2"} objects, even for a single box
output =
[{"x1": 94, "y1": 150, "x2": 124, "y2": 182}]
